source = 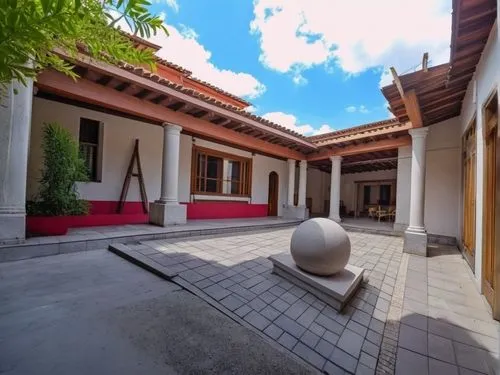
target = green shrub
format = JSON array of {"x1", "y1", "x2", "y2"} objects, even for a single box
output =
[{"x1": 27, "y1": 122, "x2": 90, "y2": 216}]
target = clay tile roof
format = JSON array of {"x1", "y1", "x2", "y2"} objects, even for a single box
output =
[
  {"x1": 117, "y1": 62, "x2": 312, "y2": 143},
  {"x1": 155, "y1": 57, "x2": 192, "y2": 76},
  {"x1": 307, "y1": 118, "x2": 401, "y2": 143}
]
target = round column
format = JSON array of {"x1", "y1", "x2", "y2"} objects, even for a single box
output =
[
  {"x1": 287, "y1": 159, "x2": 296, "y2": 207},
  {"x1": 298, "y1": 160, "x2": 307, "y2": 207},
  {"x1": 159, "y1": 123, "x2": 182, "y2": 204},
  {"x1": 407, "y1": 128, "x2": 429, "y2": 232},
  {"x1": 328, "y1": 156, "x2": 342, "y2": 222},
  {"x1": 0, "y1": 78, "x2": 33, "y2": 243}
]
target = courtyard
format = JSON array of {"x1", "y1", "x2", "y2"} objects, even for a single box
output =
[{"x1": 2, "y1": 227, "x2": 497, "y2": 375}]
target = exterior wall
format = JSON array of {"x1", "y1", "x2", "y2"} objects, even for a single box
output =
[
  {"x1": 458, "y1": 22, "x2": 499, "y2": 285},
  {"x1": 340, "y1": 170, "x2": 397, "y2": 214},
  {"x1": 395, "y1": 119, "x2": 461, "y2": 238},
  {"x1": 395, "y1": 146, "x2": 411, "y2": 230},
  {"x1": 29, "y1": 98, "x2": 289, "y2": 219}
]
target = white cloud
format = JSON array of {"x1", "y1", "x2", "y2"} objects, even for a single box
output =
[
  {"x1": 246, "y1": 105, "x2": 258, "y2": 113},
  {"x1": 345, "y1": 105, "x2": 370, "y2": 114},
  {"x1": 250, "y1": 0, "x2": 451, "y2": 86},
  {"x1": 165, "y1": 0, "x2": 179, "y2": 12},
  {"x1": 262, "y1": 111, "x2": 334, "y2": 135},
  {"x1": 116, "y1": 19, "x2": 266, "y2": 99}
]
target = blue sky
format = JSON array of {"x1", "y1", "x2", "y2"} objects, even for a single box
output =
[{"x1": 145, "y1": 0, "x2": 452, "y2": 134}]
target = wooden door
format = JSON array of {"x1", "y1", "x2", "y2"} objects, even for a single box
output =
[
  {"x1": 483, "y1": 94, "x2": 497, "y2": 310},
  {"x1": 462, "y1": 121, "x2": 476, "y2": 266},
  {"x1": 268, "y1": 172, "x2": 279, "y2": 216}
]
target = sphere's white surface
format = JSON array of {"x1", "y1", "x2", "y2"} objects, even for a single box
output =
[{"x1": 290, "y1": 218, "x2": 351, "y2": 276}]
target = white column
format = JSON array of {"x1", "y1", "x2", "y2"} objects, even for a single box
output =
[
  {"x1": 149, "y1": 122, "x2": 186, "y2": 226},
  {"x1": 329, "y1": 156, "x2": 342, "y2": 222},
  {"x1": 404, "y1": 127, "x2": 429, "y2": 256},
  {"x1": 158, "y1": 123, "x2": 182, "y2": 204},
  {"x1": 298, "y1": 160, "x2": 307, "y2": 207},
  {"x1": 287, "y1": 159, "x2": 296, "y2": 206},
  {"x1": 407, "y1": 128, "x2": 428, "y2": 232},
  {"x1": 0, "y1": 78, "x2": 33, "y2": 244}
]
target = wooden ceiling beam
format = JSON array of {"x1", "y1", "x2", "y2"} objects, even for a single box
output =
[{"x1": 391, "y1": 67, "x2": 424, "y2": 128}]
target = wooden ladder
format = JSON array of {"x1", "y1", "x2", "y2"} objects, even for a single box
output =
[{"x1": 117, "y1": 139, "x2": 148, "y2": 214}]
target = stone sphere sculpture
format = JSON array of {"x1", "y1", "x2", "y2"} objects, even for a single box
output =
[{"x1": 290, "y1": 218, "x2": 351, "y2": 276}]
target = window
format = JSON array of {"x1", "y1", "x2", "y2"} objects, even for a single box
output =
[
  {"x1": 192, "y1": 146, "x2": 251, "y2": 196},
  {"x1": 79, "y1": 118, "x2": 102, "y2": 182},
  {"x1": 379, "y1": 185, "x2": 391, "y2": 205}
]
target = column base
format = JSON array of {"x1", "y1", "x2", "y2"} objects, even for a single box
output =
[
  {"x1": 0, "y1": 213, "x2": 26, "y2": 245},
  {"x1": 282, "y1": 206, "x2": 309, "y2": 220},
  {"x1": 404, "y1": 228, "x2": 428, "y2": 256},
  {"x1": 149, "y1": 202, "x2": 187, "y2": 226},
  {"x1": 393, "y1": 222, "x2": 407, "y2": 233}
]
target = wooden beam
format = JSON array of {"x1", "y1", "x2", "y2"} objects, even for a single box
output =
[
  {"x1": 37, "y1": 70, "x2": 305, "y2": 160},
  {"x1": 404, "y1": 90, "x2": 424, "y2": 128},
  {"x1": 390, "y1": 67, "x2": 405, "y2": 99},
  {"x1": 307, "y1": 136, "x2": 411, "y2": 161},
  {"x1": 422, "y1": 52, "x2": 429, "y2": 72}
]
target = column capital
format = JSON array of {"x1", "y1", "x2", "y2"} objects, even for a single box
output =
[
  {"x1": 408, "y1": 127, "x2": 429, "y2": 139},
  {"x1": 299, "y1": 160, "x2": 307, "y2": 167},
  {"x1": 329, "y1": 155, "x2": 342, "y2": 163},
  {"x1": 288, "y1": 159, "x2": 297, "y2": 165},
  {"x1": 162, "y1": 122, "x2": 182, "y2": 134}
]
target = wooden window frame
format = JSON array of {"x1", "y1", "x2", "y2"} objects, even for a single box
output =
[
  {"x1": 462, "y1": 116, "x2": 476, "y2": 260},
  {"x1": 191, "y1": 146, "x2": 252, "y2": 197},
  {"x1": 79, "y1": 117, "x2": 103, "y2": 183}
]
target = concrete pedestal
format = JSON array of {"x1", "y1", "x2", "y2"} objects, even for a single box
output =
[
  {"x1": 149, "y1": 202, "x2": 187, "y2": 226},
  {"x1": 404, "y1": 229, "x2": 428, "y2": 256},
  {"x1": 282, "y1": 206, "x2": 309, "y2": 220},
  {"x1": 269, "y1": 253, "x2": 364, "y2": 311}
]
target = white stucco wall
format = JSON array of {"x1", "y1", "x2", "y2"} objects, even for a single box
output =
[
  {"x1": 457, "y1": 22, "x2": 499, "y2": 283},
  {"x1": 29, "y1": 98, "x2": 288, "y2": 215},
  {"x1": 395, "y1": 146, "x2": 411, "y2": 229},
  {"x1": 29, "y1": 97, "x2": 164, "y2": 203}
]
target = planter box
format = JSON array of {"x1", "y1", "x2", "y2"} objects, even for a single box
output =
[{"x1": 27, "y1": 213, "x2": 149, "y2": 236}]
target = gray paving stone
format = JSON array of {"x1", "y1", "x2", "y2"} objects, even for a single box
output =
[
  {"x1": 285, "y1": 299, "x2": 309, "y2": 320},
  {"x1": 259, "y1": 290, "x2": 278, "y2": 304},
  {"x1": 315, "y1": 313, "x2": 344, "y2": 335},
  {"x1": 274, "y1": 314, "x2": 306, "y2": 338},
  {"x1": 260, "y1": 305, "x2": 281, "y2": 321},
  {"x1": 323, "y1": 330, "x2": 340, "y2": 346},
  {"x1": 241, "y1": 275, "x2": 267, "y2": 289},
  {"x1": 347, "y1": 320, "x2": 368, "y2": 337},
  {"x1": 368, "y1": 318, "x2": 384, "y2": 335},
  {"x1": 337, "y1": 328, "x2": 364, "y2": 358},
  {"x1": 297, "y1": 306, "x2": 320, "y2": 328},
  {"x1": 330, "y1": 348, "x2": 358, "y2": 373},
  {"x1": 249, "y1": 279, "x2": 275, "y2": 294},
  {"x1": 219, "y1": 294, "x2": 245, "y2": 311},
  {"x1": 244, "y1": 310, "x2": 271, "y2": 331},
  {"x1": 359, "y1": 351, "x2": 377, "y2": 369},
  {"x1": 429, "y1": 358, "x2": 459, "y2": 375},
  {"x1": 281, "y1": 291, "x2": 300, "y2": 305},
  {"x1": 277, "y1": 332, "x2": 298, "y2": 350},
  {"x1": 323, "y1": 361, "x2": 347, "y2": 375},
  {"x1": 248, "y1": 297, "x2": 267, "y2": 312},
  {"x1": 228, "y1": 284, "x2": 257, "y2": 302},
  {"x1": 204, "y1": 284, "x2": 231, "y2": 301},
  {"x1": 300, "y1": 330, "x2": 321, "y2": 349},
  {"x1": 396, "y1": 347, "x2": 428, "y2": 375},
  {"x1": 293, "y1": 342, "x2": 326, "y2": 370},
  {"x1": 194, "y1": 278, "x2": 214, "y2": 289},
  {"x1": 218, "y1": 278, "x2": 235, "y2": 289},
  {"x1": 428, "y1": 333, "x2": 456, "y2": 364},
  {"x1": 352, "y1": 309, "x2": 372, "y2": 327},
  {"x1": 315, "y1": 338, "x2": 335, "y2": 358},
  {"x1": 309, "y1": 322, "x2": 326, "y2": 337},
  {"x1": 366, "y1": 329, "x2": 382, "y2": 346},
  {"x1": 356, "y1": 363, "x2": 375, "y2": 375},
  {"x1": 234, "y1": 304, "x2": 252, "y2": 318},
  {"x1": 269, "y1": 285, "x2": 286, "y2": 297},
  {"x1": 361, "y1": 339, "x2": 380, "y2": 358},
  {"x1": 271, "y1": 298, "x2": 290, "y2": 313},
  {"x1": 399, "y1": 323, "x2": 428, "y2": 355},
  {"x1": 453, "y1": 341, "x2": 491, "y2": 374},
  {"x1": 401, "y1": 310, "x2": 428, "y2": 331},
  {"x1": 263, "y1": 323, "x2": 283, "y2": 340}
]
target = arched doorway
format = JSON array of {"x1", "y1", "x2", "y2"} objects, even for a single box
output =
[{"x1": 268, "y1": 172, "x2": 279, "y2": 216}]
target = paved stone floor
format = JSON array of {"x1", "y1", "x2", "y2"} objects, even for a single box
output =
[{"x1": 115, "y1": 228, "x2": 500, "y2": 375}]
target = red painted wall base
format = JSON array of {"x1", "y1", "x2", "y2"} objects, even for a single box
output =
[{"x1": 186, "y1": 202, "x2": 268, "y2": 220}]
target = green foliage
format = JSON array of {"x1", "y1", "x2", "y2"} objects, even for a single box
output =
[
  {"x1": 0, "y1": 0, "x2": 167, "y2": 87},
  {"x1": 28, "y1": 122, "x2": 90, "y2": 216}
]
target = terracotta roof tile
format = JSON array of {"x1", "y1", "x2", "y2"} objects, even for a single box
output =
[{"x1": 118, "y1": 62, "x2": 311, "y2": 143}]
